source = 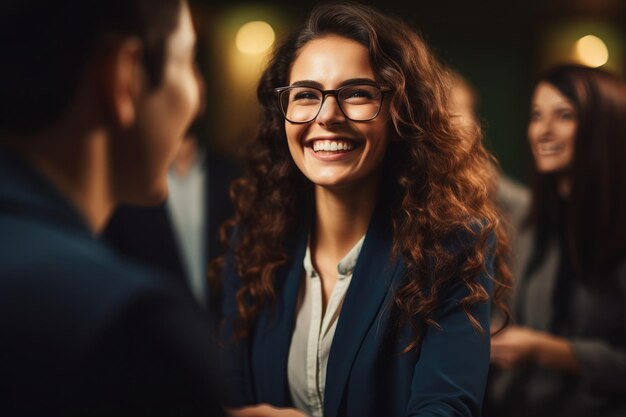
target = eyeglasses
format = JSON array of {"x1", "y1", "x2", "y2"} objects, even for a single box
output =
[{"x1": 274, "y1": 83, "x2": 392, "y2": 124}]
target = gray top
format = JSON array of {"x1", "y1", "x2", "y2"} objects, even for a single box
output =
[{"x1": 489, "y1": 225, "x2": 626, "y2": 417}]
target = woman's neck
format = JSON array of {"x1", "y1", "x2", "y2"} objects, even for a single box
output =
[
  {"x1": 311, "y1": 176, "x2": 381, "y2": 263},
  {"x1": 558, "y1": 175, "x2": 571, "y2": 199}
]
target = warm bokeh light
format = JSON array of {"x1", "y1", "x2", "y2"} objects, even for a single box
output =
[
  {"x1": 235, "y1": 21, "x2": 275, "y2": 54},
  {"x1": 576, "y1": 35, "x2": 609, "y2": 67}
]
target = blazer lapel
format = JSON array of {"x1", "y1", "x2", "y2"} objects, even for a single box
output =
[
  {"x1": 324, "y1": 204, "x2": 401, "y2": 417},
  {"x1": 251, "y1": 232, "x2": 308, "y2": 406}
]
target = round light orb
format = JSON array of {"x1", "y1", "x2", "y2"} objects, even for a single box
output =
[
  {"x1": 575, "y1": 35, "x2": 609, "y2": 68},
  {"x1": 235, "y1": 21, "x2": 275, "y2": 54}
]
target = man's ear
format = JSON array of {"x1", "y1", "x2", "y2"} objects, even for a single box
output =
[{"x1": 100, "y1": 38, "x2": 144, "y2": 128}]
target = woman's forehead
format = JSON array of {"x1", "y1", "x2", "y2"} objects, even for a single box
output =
[{"x1": 289, "y1": 36, "x2": 374, "y2": 87}]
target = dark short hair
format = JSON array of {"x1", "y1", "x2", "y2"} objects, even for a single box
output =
[{"x1": 0, "y1": 0, "x2": 183, "y2": 134}]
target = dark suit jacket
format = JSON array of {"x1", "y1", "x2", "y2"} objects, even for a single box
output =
[
  {"x1": 0, "y1": 148, "x2": 224, "y2": 416},
  {"x1": 103, "y1": 151, "x2": 238, "y2": 306},
  {"x1": 220, "y1": 203, "x2": 494, "y2": 417}
]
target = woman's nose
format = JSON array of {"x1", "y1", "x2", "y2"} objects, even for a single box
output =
[
  {"x1": 316, "y1": 95, "x2": 346, "y2": 126},
  {"x1": 532, "y1": 117, "x2": 553, "y2": 138}
]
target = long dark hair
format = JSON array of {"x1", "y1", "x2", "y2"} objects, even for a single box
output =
[
  {"x1": 214, "y1": 2, "x2": 511, "y2": 349},
  {"x1": 527, "y1": 64, "x2": 626, "y2": 278}
]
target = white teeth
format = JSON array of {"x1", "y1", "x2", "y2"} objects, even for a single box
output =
[
  {"x1": 538, "y1": 143, "x2": 564, "y2": 154},
  {"x1": 312, "y1": 140, "x2": 354, "y2": 152}
]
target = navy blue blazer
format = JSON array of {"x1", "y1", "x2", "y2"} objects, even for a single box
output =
[
  {"x1": 0, "y1": 148, "x2": 223, "y2": 416},
  {"x1": 220, "y1": 203, "x2": 493, "y2": 417}
]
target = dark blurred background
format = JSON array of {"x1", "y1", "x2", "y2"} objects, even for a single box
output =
[{"x1": 190, "y1": 0, "x2": 625, "y2": 183}]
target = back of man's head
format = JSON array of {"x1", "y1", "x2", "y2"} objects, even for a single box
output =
[{"x1": 0, "y1": 0, "x2": 183, "y2": 135}]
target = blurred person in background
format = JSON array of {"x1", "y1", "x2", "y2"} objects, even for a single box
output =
[
  {"x1": 104, "y1": 78, "x2": 239, "y2": 310},
  {"x1": 0, "y1": 0, "x2": 224, "y2": 415},
  {"x1": 449, "y1": 72, "x2": 530, "y2": 249},
  {"x1": 488, "y1": 64, "x2": 626, "y2": 417},
  {"x1": 215, "y1": 3, "x2": 511, "y2": 417}
]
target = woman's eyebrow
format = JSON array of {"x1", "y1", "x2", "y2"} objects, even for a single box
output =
[
  {"x1": 337, "y1": 78, "x2": 377, "y2": 87},
  {"x1": 289, "y1": 78, "x2": 378, "y2": 89},
  {"x1": 290, "y1": 80, "x2": 324, "y2": 88}
]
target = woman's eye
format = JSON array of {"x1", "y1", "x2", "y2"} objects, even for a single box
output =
[
  {"x1": 530, "y1": 111, "x2": 541, "y2": 121},
  {"x1": 350, "y1": 90, "x2": 372, "y2": 98},
  {"x1": 342, "y1": 86, "x2": 379, "y2": 103},
  {"x1": 559, "y1": 112, "x2": 574, "y2": 120},
  {"x1": 292, "y1": 91, "x2": 320, "y2": 101},
  {"x1": 346, "y1": 89, "x2": 375, "y2": 99}
]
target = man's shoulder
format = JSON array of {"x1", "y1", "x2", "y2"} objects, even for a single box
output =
[
  {"x1": 0, "y1": 210, "x2": 208, "y2": 357},
  {"x1": 0, "y1": 213, "x2": 185, "y2": 316},
  {"x1": 0, "y1": 214, "x2": 222, "y2": 417}
]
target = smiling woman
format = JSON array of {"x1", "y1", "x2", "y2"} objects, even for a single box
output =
[
  {"x1": 488, "y1": 65, "x2": 626, "y2": 417},
  {"x1": 213, "y1": 3, "x2": 511, "y2": 417},
  {"x1": 527, "y1": 82, "x2": 577, "y2": 176}
]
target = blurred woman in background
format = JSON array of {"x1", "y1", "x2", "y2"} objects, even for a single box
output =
[{"x1": 489, "y1": 64, "x2": 626, "y2": 417}]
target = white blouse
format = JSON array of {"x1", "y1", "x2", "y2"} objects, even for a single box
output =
[{"x1": 287, "y1": 235, "x2": 365, "y2": 417}]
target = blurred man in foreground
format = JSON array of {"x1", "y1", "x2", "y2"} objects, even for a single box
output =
[{"x1": 0, "y1": 0, "x2": 223, "y2": 415}]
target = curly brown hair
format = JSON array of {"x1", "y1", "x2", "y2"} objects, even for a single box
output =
[{"x1": 212, "y1": 2, "x2": 511, "y2": 349}]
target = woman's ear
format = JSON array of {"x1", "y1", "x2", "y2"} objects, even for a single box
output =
[{"x1": 99, "y1": 37, "x2": 144, "y2": 128}]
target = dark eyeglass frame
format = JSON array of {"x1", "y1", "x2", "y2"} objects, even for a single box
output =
[{"x1": 273, "y1": 82, "x2": 393, "y2": 124}]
